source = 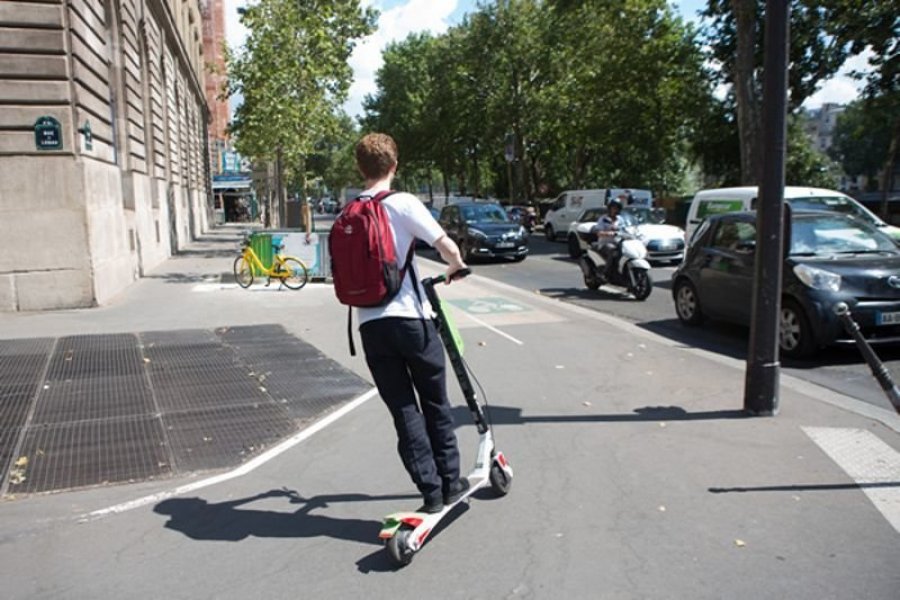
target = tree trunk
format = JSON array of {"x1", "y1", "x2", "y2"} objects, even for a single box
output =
[
  {"x1": 274, "y1": 147, "x2": 285, "y2": 228},
  {"x1": 732, "y1": 0, "x2": 763, "y2": 184}
]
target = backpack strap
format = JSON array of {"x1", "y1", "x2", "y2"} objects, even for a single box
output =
[{"x1": 347, "y1": 307, "x2": 356, "y2": 356}]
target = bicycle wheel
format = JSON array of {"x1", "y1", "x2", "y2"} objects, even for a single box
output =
[
  {"x1": 233, "y1": 256, "x2": 253, "y2": 288},
  {"x1": 275, "y1": 257, "x2": 309, "y2": 290}
]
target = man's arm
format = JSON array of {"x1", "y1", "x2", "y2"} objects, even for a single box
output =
[{"x1": 432, "y1": 234, "x2": 467, "y2": 282}]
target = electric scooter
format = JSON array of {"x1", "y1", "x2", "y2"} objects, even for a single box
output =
[{"x1": 378, "y1": 268, "x2": 514, "y2": 567}]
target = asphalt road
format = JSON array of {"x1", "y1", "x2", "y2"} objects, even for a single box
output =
[
  {"x1": 3, "y1": 224, "x2": 899, "y2": 599},
  {"x1": 421, "y1": 231, "x2": 900, "y2": 414}
]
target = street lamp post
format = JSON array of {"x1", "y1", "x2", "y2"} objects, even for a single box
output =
[{"x1": 744, "y1": 0, "x2": 790, "y2": 416}]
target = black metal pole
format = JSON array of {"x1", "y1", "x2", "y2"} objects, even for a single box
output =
[
  {"x1": 744, "y1": 0, "x2": 790, "y2": 416},
  {"x1": 834, "y1": 303, "x2": 900, "y2": 414}
]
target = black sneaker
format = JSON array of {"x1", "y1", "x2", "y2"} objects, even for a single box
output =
[
  {"x1": 416, "y1": 497, "x2": 443, "y2": 514},
  {"x1": 443, "y1": 478, "x2": 470, "y2": 505}
]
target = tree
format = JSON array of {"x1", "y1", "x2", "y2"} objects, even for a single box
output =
[
  {"x1": 830, "y1": 100, "x2": 894, "y2": 190},
  {"x1": 785, "y1": 115, "x2": 840, "y2": 187},
  {"x1": 818, "y1": 0, "x2": 899, "y2": 217},
  {"x1": 701, "y1": 1, "x2": 850, "y2": 183},
  {"x1": 225, "y1": 0, "x2": 375, "y2": 224}
]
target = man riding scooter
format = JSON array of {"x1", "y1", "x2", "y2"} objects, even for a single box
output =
[{"x1": 593, "y1": 196, "x2": 624, "y2": 279}]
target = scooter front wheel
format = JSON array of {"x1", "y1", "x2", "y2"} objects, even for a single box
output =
[
  {"x1": 630, "y1": 269, "x2": 653, "y2": 301},
  {"x1": 386, "y1": 526, "x2": 416, "y2": 567}
]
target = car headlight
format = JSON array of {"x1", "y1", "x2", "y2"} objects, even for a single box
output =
[
  {"x1": 467, "y1": 228, "x2": 487, "y2": 239},
  {"x1": 793, "y1": 264, "x2": 841, "y2": 292}
]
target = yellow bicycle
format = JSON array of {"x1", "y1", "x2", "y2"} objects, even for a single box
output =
[{"x1": 234, "y1": 234, "x2": 309, "y2": 290}]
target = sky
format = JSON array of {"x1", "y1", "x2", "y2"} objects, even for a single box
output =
[{"x1": 222, "y1": 0, "x2": 866, "y2": 120}]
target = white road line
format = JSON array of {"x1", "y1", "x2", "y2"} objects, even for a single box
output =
[
  {"x1": 803, "y1": 427, "x2": 900, "y2": 534},
  {"x1": 80, "y1": 388, "x2": 379, "y2": 522},
  {"x1": 458, "y1": 309, "x2": 525, "y2": 346}
]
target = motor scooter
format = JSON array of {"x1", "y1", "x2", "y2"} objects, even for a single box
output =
[{"x1": 579, "y1": 229, "x2": 653, "y2": 300}]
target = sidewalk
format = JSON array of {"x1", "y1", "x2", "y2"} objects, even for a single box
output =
[{"x1": 1, "y1": 224, "x2": 898, "y2": 598}]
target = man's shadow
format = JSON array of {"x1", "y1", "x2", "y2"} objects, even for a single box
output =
[{"x1": 154, "y1": 488, "x2": 416, "y2": 546}]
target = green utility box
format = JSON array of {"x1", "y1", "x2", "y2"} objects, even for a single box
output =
[{"x1": 248, "y1": 232, "x2": 273, "y2": 275}]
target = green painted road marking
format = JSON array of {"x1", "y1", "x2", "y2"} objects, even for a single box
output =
[{"x1": 447, "y1": 297, "x2": 531, "y2": 315}]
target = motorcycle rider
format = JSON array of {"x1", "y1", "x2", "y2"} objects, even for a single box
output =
[{"x1": 593, "y1": 197, "x2": 624, "y2": 279}]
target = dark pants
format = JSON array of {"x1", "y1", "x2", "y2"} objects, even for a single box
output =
[{"x1": 360, "y1": 317, "x2": 461, "y2": 502}]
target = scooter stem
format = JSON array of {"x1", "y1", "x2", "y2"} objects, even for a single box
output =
[{"x1": 421, "y1": 273, "x2": 490, "y2": 434}]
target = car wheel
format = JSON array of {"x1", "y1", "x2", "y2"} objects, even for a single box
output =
[
  {"x1": 544, "y1": 224, "x2": 555, "y2": 241},
  {"x1": 674, "y1": 279, "x2": 704, "y2": 325},
  {"x1": 780, "y1": 299, "x2": 817, "y2": 359},
  {"x1": 567, "y1": 234, "x2": 582, "y2": 258}
]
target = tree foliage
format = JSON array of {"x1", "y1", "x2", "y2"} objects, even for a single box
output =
[
  {"x1": 364, "y1": 0, "x2": 710, "y2": 201},
  {"x1": 699, "y1": 0, "x2": 897, "y2": 193},
  {"x1": 225, "y1": 0, "x2": 376, "y2": 210}
]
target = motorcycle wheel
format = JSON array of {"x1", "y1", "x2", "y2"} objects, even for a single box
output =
[
  {"x1": 630, "y1": 268, "x2": 652, "y2": 301},
  {"x1": 583, "y1": 270, "x2": 601, "y2": 291}
]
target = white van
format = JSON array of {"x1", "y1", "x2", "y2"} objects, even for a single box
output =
[
  {"x1": 543, "y1": 188, "x2": 652, "y2": 241},
  {"x1": 685, "y1": 186, "x2": 900, "y2": 242}
]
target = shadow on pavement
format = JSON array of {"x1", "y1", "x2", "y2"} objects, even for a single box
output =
[
  {"x1": 638, "y1": 318, "x2": 900, "y2": 371},
  {"x1": 171, "y1": 247, "x2": 237, "y2": 259},
  {"x1": 540, "y1": 286, "x2": 640, "y2": 303},
  {"x1": 153, "y1": 488, "x2": 416, "y2": 545},
  {"x1": 709, "y1": 481, "x2": 900, "y2": 494},
  {"x1": 142, "y1": 272, "x2": 226, "y2": 285},
  {"x1": 452, "y1": 404, "x2": 749, "y2": 426}
]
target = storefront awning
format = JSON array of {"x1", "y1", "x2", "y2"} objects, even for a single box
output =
[{"x1": 213, "y1": 174, "x2": 252, "y2": 190}]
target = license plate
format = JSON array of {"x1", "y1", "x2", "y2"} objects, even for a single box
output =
[
  {"x1": 877, "y1": 311, "x2": 900, "y2": 325},
  {"x1": 496, "y1": 242, "x2": 515, "y2": 249}
]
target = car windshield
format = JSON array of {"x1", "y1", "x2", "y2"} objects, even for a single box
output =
[
  {"x1": 624, "y1": 207, "x2": 666, "y2": 225},
  {"x1": 788, "y1": 195, "x2": 881, "y2": 226},
  {"x1": 789, "y1": 214, "x2": 898, "y2": 255},
  {"x1": 461, "y1": 204, "x2": 511, "y2": 223},
  {"x1": 618, "y1": 212, "x2": 639, "y2": 228}
]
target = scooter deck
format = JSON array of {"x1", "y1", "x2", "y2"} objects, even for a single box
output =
[{"x1": 379, "y1": 475, "x2": 488, "y2": 540}]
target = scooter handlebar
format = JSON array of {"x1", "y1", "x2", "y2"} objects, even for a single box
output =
[{"x1": 424, "y1": 267, "x2": 471, "y2": 286}]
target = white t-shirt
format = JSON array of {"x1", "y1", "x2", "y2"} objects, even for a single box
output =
[{"x1": 356, "y1": 188, "x2": 445, "y2": 325}]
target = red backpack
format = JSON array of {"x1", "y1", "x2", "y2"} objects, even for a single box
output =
[
  {"x1": 329, "y1": 191, "x2": 418, "y2": 353},
  {"x1": 329, "y1": 190, "x2": 414, "y2": 307}
]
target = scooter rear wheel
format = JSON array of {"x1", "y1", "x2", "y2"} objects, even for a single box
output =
[{"x1": 386, "y1": 526, "x2": 415, "y2": 567}]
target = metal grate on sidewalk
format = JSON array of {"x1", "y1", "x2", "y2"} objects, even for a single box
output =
[{"x1": 0, "y1": 325, "x2": 372, "y2": 496}]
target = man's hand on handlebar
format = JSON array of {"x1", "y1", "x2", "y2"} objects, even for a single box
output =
[{"x1": 445, "y1": 262, "x2": 469, "y2": 284}]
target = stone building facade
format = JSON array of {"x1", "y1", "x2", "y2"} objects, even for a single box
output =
[{"x1": 0, "y1": 0, "x2": 210, "y2": 311}]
